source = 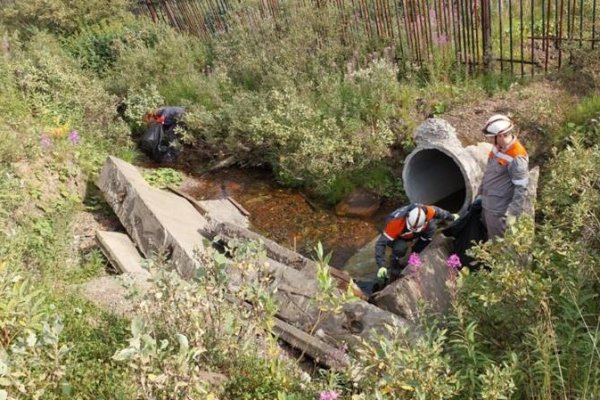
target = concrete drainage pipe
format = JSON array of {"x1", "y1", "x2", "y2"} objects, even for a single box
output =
[{"x1": 402, "y1": 118, "x2": 492, "y2": 213}]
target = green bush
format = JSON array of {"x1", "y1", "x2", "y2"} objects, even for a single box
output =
[
  {"x1": 212, "y1": 2, "x2": 353, "y2": 92},
  {"x1": 0, "y1": 0, "x2": 131, "y2": 35},
  {"x1": 142, "y1": 168, "x2": 183, "y2": 189},
  {"x1": 11, "y1": 33, "x2": 129, "y2": 145},
  {"x1": 103, "y1": 25, "x2": 209, "y2": 101},
  {"x1": 247, "y1": 87, "x2": 395, "y2": 193},
  {"x1": 121, "y1": 84, "x2": 164, "y2": 133},
  {"x1": 62, "y1": 17, "x2": 161, "y2": 76},
  {"x1": 0, "y1": 266, "x2": 69, "y2": 399},
  {"x1": 355, "y1": 325, "x2": 461, "y2": 398},
  {"x1": 558, "y1": 94, "x2": 600, "y2": 147},
  {"x1": 112, "y1": 244, "x2": 314, "y2": 399}
]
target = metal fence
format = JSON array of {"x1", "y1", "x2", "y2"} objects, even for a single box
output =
[{"x1": 137, "y1": 0, "x2": 600, "y2": 77}]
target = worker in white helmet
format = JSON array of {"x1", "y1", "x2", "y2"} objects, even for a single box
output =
[
  {"x1": 478, "y1": 114, "x2": 529, "y2": 238},
  {"x1": 374, "y1": 203, "x2": 458, "y2": 282}
]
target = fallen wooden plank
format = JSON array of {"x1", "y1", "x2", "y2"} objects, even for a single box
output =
[
  {"x1": 273, "y1": 318, "x2": 348, "y2": 369},
  {"x1": 206, "y1": 155, "x2": 237, "y2": 173},
  {"x1": 226, "y1": 196, "x2": 251, "y2": 217},
  {"x1": 96, "y1": 231, "x2": 149, "y2": 279},
  {"x1": 222, "y1": 294, "x2": 348, "y2": 369}
]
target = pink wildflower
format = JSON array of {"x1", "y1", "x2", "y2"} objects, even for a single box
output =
[
  {"x1": 40, "y1": 135, "x2": 52, "y2": 149},
  {"x1": 68, "y1": 130, "x2": 80, "y2": 145},
  {"x1": 319, "y1": 390, "x2": 339, "y2": 400},
  {"x1": 328, "y1": 342, "x2": 349, "y2": 369},
  {"x1": 446, "y1": 254, "x2": 461, "y2": 271},
  {"x1": 407, "y1": 252, "x2": 422, "y2": 269}
]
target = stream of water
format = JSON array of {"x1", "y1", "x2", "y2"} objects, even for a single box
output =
[{"x1": 179, "y1": 166, "x2": 395, "y2": 270}]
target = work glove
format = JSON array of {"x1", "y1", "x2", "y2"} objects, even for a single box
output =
[
  {"x1": 377, "y1": 267, "x2": 388, "y2": 280},
  {"x1": 505, "y1": 212, "x2": 517, "y2": 226}
]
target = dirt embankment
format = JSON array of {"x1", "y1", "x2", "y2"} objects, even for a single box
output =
[{"x1": 441, "y1": 79, "x2": 580, "y2": 161}]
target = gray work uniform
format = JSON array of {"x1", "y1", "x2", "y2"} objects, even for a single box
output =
[{"x1": 480, "y1": 139, "x2": 529, "y2": 238}]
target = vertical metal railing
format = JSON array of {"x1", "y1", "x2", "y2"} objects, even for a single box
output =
[{"x1": 135, "y1": 0, "x2": 600, "y2": 78}]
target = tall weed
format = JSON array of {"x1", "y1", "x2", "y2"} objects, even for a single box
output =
[{"x1": 113, "y1": 244, "x2": 315, "y2": 399}]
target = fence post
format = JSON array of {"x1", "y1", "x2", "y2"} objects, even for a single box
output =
[{"x1": 481, "y1": 0, "x2": 492, "y2": 71}]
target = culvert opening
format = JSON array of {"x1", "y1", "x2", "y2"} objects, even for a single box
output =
[{"x1": 403, "y1": 148, "x2": 466, "y2": 213}]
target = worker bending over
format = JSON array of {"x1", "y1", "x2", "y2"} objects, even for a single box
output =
[{"x1": 375, "y1": 203, "x2": 458, "y2": 281}]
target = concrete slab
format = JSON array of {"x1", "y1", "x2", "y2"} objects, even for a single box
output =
[
  {"x1": 96, "y1": 230, "x2": 149, "y2": 279},
  {"x1": 97, "y1": 156, "x2": 209, "y2": 278},
  {"x1": 197, "y1": 199, "x2": 249, "y2": 228}
]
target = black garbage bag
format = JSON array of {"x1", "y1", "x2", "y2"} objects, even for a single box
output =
[
  {"x1": 139, "y1": 122, "x2": 163, "y2": 159},
  {"x1": 442, "y1": 200, "x2": 488, "y2": 271},
  {"x1": 139, "y1": 122, "x2": 178, "y2": 163}
]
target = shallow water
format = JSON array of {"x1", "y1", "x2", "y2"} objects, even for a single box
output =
[{"x1": 180, "y1": 167, "x2": 395, "y2": 269}]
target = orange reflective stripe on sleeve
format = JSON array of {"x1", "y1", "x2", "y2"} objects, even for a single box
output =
[
  {"x1": 489, "y1": 140, "x2": 528, "y2": 166},
  {"x1": 507, "y1": 140, "x2": 528, "y2": 158}
]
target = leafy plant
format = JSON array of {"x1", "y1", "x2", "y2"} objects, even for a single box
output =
[
  {"x1": 122, "y1": 85, "x2": 164, "y2": 133},
  {"x1": 142, "y1": 168, "x2": 183, "y2": 189},
  {"x1": 113, "y1": 244, "x2": 312, "y2": 399},
  {"x1": 355, "y1": 325, "x2": 461, "y2": 398}
]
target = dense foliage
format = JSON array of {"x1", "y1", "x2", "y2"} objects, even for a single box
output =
[
  {"x1": 0, "y1": 0, "x2": 598, "y2": 399},
  {"x1": 56, "y1": 1, "x2": 500, "y2": 203}
]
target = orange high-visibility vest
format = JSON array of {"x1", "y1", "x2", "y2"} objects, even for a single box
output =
[
  {"x1": 384, "y1": 205, "x2": 436, "y2": 240},
  {"x1": 489, "y1": 140, "x2": 528, "y2": 166}
]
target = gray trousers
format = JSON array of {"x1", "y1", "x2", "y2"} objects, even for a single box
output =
[{"x1": 482, "y1": 208, "x2": 506, "y2": 239}]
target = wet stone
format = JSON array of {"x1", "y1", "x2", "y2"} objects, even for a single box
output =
[{"x1": 335, "y1": 189, "x2": 381, "y2": 218}]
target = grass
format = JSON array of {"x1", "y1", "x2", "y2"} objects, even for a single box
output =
[
  {"x1": 0, "y1": 1, "x2": 598, "y2": 398},
  {"x1": 556, "y1": 93, "x2": 600, "y2": 146},
  {"x1": 53, "y1": 294, "x2": 134, "y2": 399}
]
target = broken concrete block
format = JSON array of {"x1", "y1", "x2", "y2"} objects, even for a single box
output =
[
  {"x1": 97, "y1": 157, "x2": 409, "y2": 350},
  {"x1": 371, "y1": 236, "x2": 453, "y2": 321},
  {"x1": 197, "y1": 199, "x2": 250, "y2": 228},
  {"x1": 97, "y1": 156, "x2": 209, "y2": 278},
  {"x1": 96, "y1": 230, "x2": 150, "y2": 281}
]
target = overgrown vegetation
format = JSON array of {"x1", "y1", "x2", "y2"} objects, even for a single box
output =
[
  {"x1": 56, "y1": 0, "x2": 512, "y2": 203},
  {"x1": 0, "y1": 0, "x2": 598, "y2": 398}
]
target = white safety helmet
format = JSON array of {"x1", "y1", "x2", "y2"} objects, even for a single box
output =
[
  {"x1": 482, "y1": 114, "x2": 514, "y2": 137},
  {"x1": 406, "y1": 206, "x2": 427, "y2": 233}
]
